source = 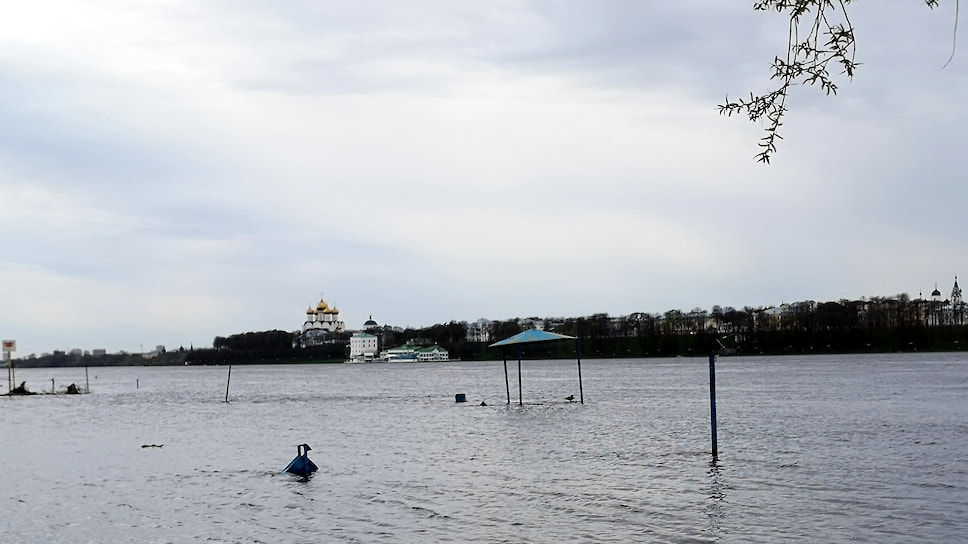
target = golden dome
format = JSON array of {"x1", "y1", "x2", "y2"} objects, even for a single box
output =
[
  {"x1": 316, "y1": 299, "x2": 330, "y2": 311},
  {"x1": 306, "y1": 306, "x2": 316, "y2": 314}
]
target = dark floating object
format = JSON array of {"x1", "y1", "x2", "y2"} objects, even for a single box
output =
[
  {"x1": 479, "y1": 401, "x2": 487, "y2": 406},
  {"x1": 565, "y1": 395, "x2": 575, "y2": 402},
  {"x1": 284, "y1": 444, "x2": 318, "y2": 477},
  {"x1": 9, "y1": 381, "x2": 35, "y2": 395},
  {"x1": 455, "y1": 393, "x2": 466, "y2": 403},
  {"x1": 141, "y1": 444, "x2": 164, "y2": 448},
  {"x1": 66, "y1": 383, "x2": 80, "y2": 394}
]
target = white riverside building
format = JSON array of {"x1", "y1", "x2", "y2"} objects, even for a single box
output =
[
  {"x1": 348, "y1": 332, "x2": 379, "y2": 363},
  {"x1": 379, "y1": 343, "x2": 450, "y2": 363}
]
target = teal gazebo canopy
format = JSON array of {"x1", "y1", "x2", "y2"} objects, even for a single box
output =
[{"x1": 489, "y1": 329, "x2": 584, "y2": 405}]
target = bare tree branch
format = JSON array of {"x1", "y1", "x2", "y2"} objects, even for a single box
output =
[{"x1": 722, "y1": 1, "x2": 948, "y2": 164}]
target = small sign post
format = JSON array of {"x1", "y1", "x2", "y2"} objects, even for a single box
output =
[{"x1": 3, "y1": 340, "x2": 16, "y2": 392}]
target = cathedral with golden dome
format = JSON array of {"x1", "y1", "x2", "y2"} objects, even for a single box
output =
[{"x1": 303, "y1": 298, "x2": 345, "y2": 334}]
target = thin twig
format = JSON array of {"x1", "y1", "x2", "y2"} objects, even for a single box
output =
[{"x1": 942, "y1": 0, "x2": 960, "y2": 69}]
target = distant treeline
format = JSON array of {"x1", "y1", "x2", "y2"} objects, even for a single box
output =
[
  {"x1": 185, "y1": 297, "x2": 968, "y2": 365},
  {"x1": 186, "y1": 330, "x2": 347, "y2": 365},
  {"x1": 15, "y1": 295, "x2": 968, "y2": 367},
  {"x1": 12, "y1": 349, "x2": 188, "y2": 369}
]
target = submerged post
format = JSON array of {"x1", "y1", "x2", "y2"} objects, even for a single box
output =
[
  {"x1": 576, "y1": 337, "x2": 584, "y2": 404},
  {"x1": 224, "y1": 364, "x2": 232, "y2": 402},
  {"x1": 85, "y1": 366, "x2": 90, "y2": 393},
  {"x1": 517, "y1": 345, "x2": 523, "y2": 406},
  {"x1": 503, "y1": 350, "x2": 510, "y2": 405},
  {"x1": 709, "y1": 353, "x2": 718, "y2": 458}
]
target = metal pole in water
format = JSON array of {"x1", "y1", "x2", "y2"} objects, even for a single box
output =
[
  {"x1": 709, "y1": 353, "x2": 718, "y2": 458},
  {"x1": 517, "y1": 346, "x2": 523, "y2": 406},
  {"x1": 51, "y1": 378, "x2": 55, "y2": 394},
  {"x1": 85, "y1": 366, "x2": 90, "y2": 393},
  {"x1": 576, "y1": 337, "x2": 584, "y2": 404},
  {"x1": 503, "y1": 350, "x2": 510, "y2": 405},
  {"x1": 224, "y1": 364, "x2": 232, "y2": 403},
  {"x1": 136, "y1": 378, "x2": 139, "y2": 389}
]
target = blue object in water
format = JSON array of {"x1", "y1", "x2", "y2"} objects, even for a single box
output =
[{"x1": 284, "y1": 444, "x2": 318, "y2": 477}]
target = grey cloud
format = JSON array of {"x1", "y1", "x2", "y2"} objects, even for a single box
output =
[{"x1": 220, "y1": 2, "x2": 767, "y2": 97}]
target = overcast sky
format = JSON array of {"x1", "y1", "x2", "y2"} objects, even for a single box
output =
[{"x1": 1, "y1": 1, "x2": 965, "y2": 356}]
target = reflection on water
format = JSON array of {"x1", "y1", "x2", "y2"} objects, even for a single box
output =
[
  {"x1": 706, "y1": 458, "x2": 728, "y2": 538},
  {"x1": 2, "y1": 353, "x2": 967, "y2": 542}
]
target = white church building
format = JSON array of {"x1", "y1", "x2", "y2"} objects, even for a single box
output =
[{"x1": 298, "y1": 297, "x2": 345, "y2": 347}]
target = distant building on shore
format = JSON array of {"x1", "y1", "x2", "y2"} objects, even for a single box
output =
[
  {"x1": 379, "y1": 343, "x2": 450, "y2": 362},
  {"x1": 303, "y1": 297, "x2": 344, "y2": 333},
  {"x1": 924, "y1": 276, "x2": 965, "y2": 326},
  {"x1": 754, "y1": 276, "x2": 966, "y2": 330},
  {"x1": 348, "y1": 332, "x2": 379, "y2": 362},
  {"x1": 298, "y1": 297, "x2": 346, "y2": 347},
  {"x1": 466, "y1": 318, "x2": 493, "y2": 343}
]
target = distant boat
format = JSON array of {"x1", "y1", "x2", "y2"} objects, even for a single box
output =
[
  {"x1": 284, "y1": 444, "x2": 318, "y2": 477},
  {"x1": 345, "y1": 344, "x2": 457, "y2": 363},
  {"x1": 384, "y1": 352, "x2": 419, "y2": 362}
]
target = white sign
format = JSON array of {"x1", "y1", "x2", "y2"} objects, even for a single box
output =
[{"x1": 2, "y1": 340, "x2": 15, "y2": 352}]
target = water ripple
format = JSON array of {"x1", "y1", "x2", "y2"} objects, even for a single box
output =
[{"x1": 2, "y1": 354, "x2": 967, "y2": 542}]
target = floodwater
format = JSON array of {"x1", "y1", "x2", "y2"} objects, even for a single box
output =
[{"x1": 1, "y1": 353, "x2": 966, "y2": 543}]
